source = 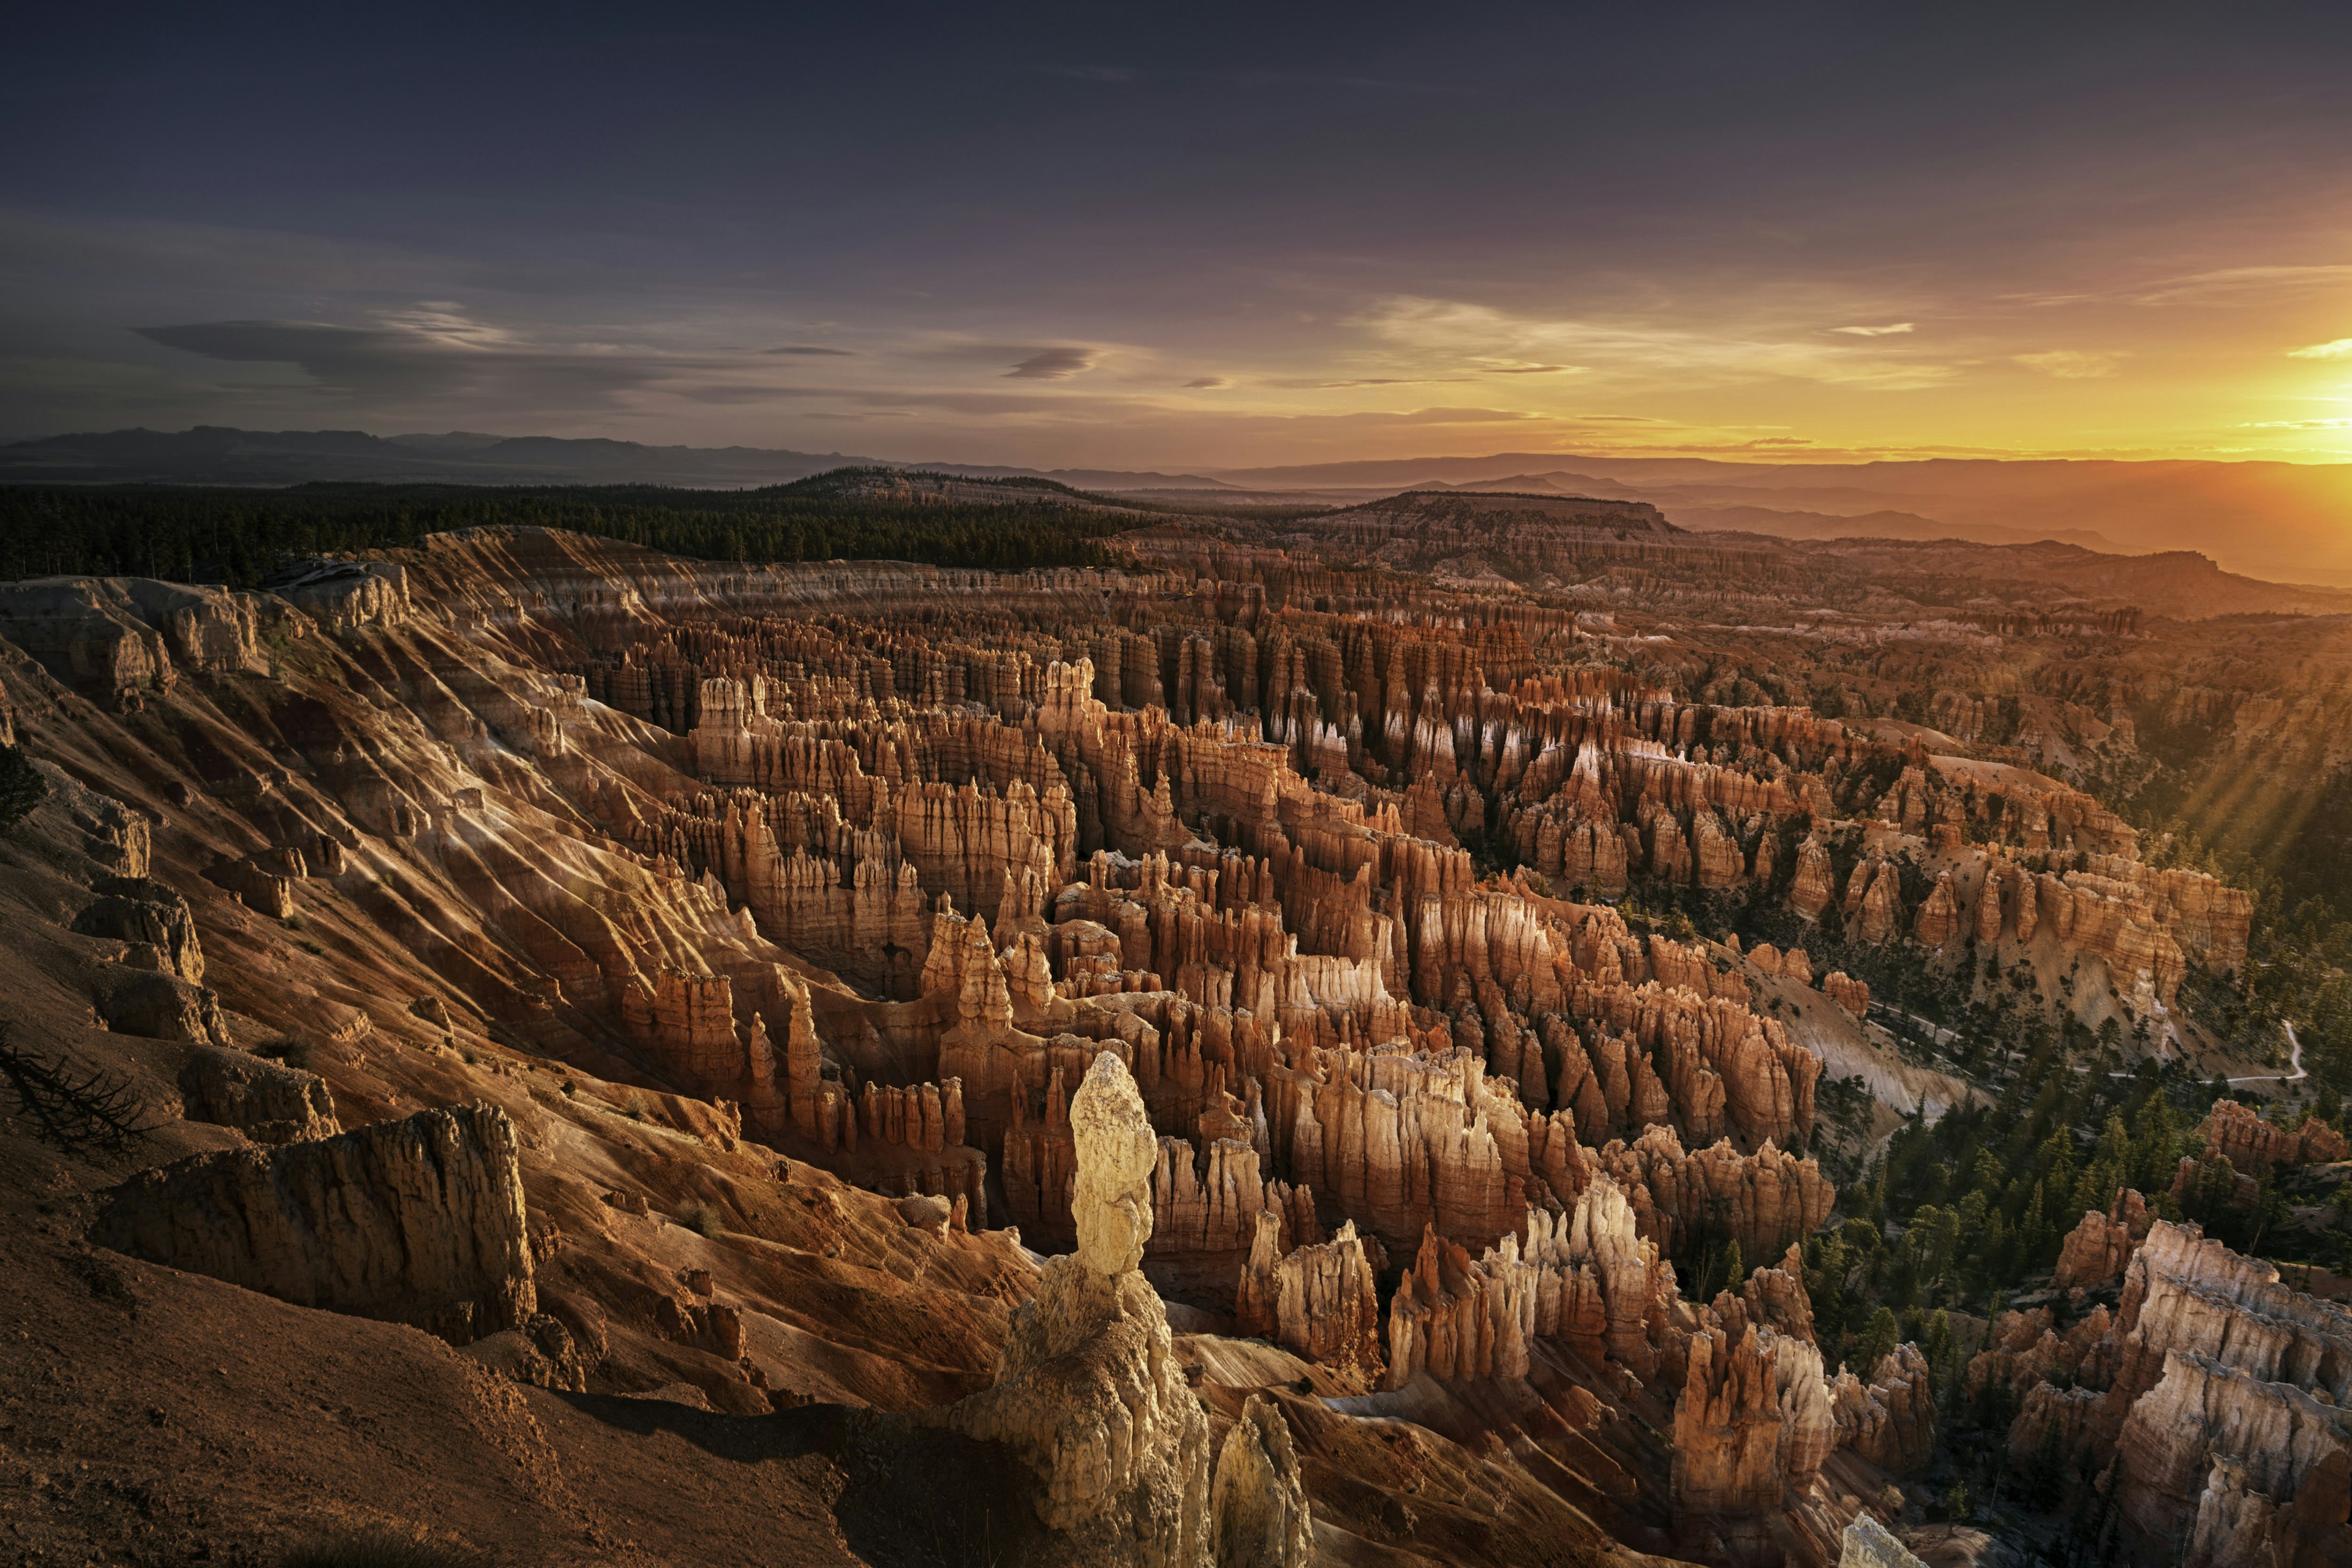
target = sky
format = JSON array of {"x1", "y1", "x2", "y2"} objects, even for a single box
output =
[{"x1": 5, "y1": 1, "x2": 2352, "y2": 469}]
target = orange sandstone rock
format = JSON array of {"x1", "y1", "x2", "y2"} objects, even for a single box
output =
[{"x1": 2052, "y1": 1186, "x2": 2150, "y2": 1290}]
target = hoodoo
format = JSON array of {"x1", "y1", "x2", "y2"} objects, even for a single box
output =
[{"x1": 933, "y1": 1052, "x2": 1229, "y2": 1564}]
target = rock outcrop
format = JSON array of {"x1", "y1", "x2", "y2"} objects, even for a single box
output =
[
  {"x1": 1836, "y1": 1515, "x2": 1925, "y2": 1568},
  {"x1": 1716, "y1": 1243, "x2": 1816, "y2": 1344},
  {"x1": 91, "y1": 1104, "x2": 533, "y2": 1345},
  {"x1": 2114, "y1": 1351, "x2": 2350, "y2": 1562},
  {"x1": 1999, "y1": 1219, "x2": 2352, "y2": 1564},
  {"x1": 1234, "y1": 1213, "x2": 1384, "y2": 1376},
  {"x1": 1208, "y1": 1394, "x2": 1314, "y2": 1568},
  {"x1": 1672, "y1": 1319, "x2": 1835, "y2": 1528},
  {"x1": 1820, "y1": 971, "x2": 1869, "y2": 1020},
  {"x1": 0, "y1": 576, "x2": 277, "y2": 700},
  {"x1": 1386, "y1": 1174, "x2": 1675, "y2": 1387},
  {"x1": 176, "y1": 1047, "x2": 339, "y2": 1144},
  {"x1": 2105, "y1": 1221, "x2": 2352, "y2": 1413},
  {"x1": 71, "y1": 876, "x2": 206, "y2": 984},
  {"x1": 1969, "y1": 1305, "x2": 2113, "y2": 1404},
  {"x1": 1593, "y1": 1125, "x2": 1835, "y2": 1262},
  {"x1": 2052, "y1": 1186, "x2": 2150, "y2": 1290},
  {"x1": 2193, "y1": 1099, "x2": 2350, "y2": 1175},
  {"x1": 1828, "y1": 1343, "x2": 1935, "y2": 1476}
]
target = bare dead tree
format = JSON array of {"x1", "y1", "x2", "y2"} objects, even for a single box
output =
[{"x1": 0, "y1": 1021, "x2": 157, "y2": 1153}]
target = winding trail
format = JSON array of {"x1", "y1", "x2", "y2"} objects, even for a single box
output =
[{"x1": 2225, "y1": 1020, "x2": 2307, "y2": 1088}]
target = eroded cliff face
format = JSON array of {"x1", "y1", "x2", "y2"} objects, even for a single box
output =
[
  {"x1": 94, "y1": 1102, "x2": 535, "y2": 1343},
  {"x1": 1999, "y1": 1219, "x2": 2352, "y2": 1564},
  {"x1": 2116, "y1": 1351, "x2": 2349, "y2": 1566},
  {"x1": 1672, "y1": 1318, "x2": 1841, "y2": 1563}
]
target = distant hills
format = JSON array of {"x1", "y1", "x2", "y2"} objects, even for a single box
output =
[
  {"x1": 1403, "y1": 473, "x2": 2114, "y2": 547},
  {"x1": 1209, "y1": 452, "x2": 2352, "y2": 584},
  {"x1": 6, "y1": 427, "x2": 2348, "y2": 584},
  {"x1": 0, "y1": 426, "x2": 1236, "y2": 494},
  {"x1": 1668, "y1": 504, "x2": 2114, "y2": 551},
  {"x1": 1789, "y1": 537, "x2": 2352, "y2": 620}
]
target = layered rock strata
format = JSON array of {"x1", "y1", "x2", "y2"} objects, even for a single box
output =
[
  {"x1": 1672, "y1": 1319, "x2": 1834, "y2": 1531},
  {"x1": 7, "y1": 519, "x2": 2273, "y2": 1568},
  {"x1": 1837, "y1": 1515, "x2": 1926, "y2": 1568},
  {"x1": 1385, "y1": 1174, "x2": 1675, "y2": 1385}
]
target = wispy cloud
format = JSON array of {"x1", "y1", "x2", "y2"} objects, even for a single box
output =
[
  {"x1": 130, "y1": 303, "x2": 821, "y2": 415},
  {"x1": 2013, "y1": 349, "x2": 2125, "y2": 379},
  {"x1": 764, "y1": 344, "x2": 856, "y2": 356},
  {"x1": 134, "y1": 314, "x2": 680, "y2": 404},
  {"x1": 1004, "y1": 347, "x2": 1096, "y2": 379},
  {"x1": 2287, "y1": 337, "x2": 2352, "y2": 360},
  {"x1": 1829, "y1": 323, "x2": 1914, "y2": 336},
  {"x1": 1264, "y1": 374, "x2": 1473, "y2": 389},
  {"x1": 1266, "y1": 405, "x2": 1544, "y2": 426},
  {"x1": 1360, "y1": 296, "x2": 1958, "y2": 390},
  {"x1": 1182, "y1": 376, "x2": 1232, "y2": 388},
  {"x1": 2133, "y1": 265, "x2": 2352, "y2": 305}
]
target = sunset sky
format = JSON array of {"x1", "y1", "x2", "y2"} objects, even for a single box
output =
[{"x1": 6, "y1": 3, "x2": 2352, "y2": 468}]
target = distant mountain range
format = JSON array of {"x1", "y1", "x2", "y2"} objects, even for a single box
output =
[
  {"x1": 7, "y1": 426, "x2": 2349, "y2": 584},
  {"x1": 0, "y1": 426, "x2": 1237, "y2": 494}
]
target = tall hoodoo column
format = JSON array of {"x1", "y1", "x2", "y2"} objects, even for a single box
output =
[{"x1": 936, "y1": 1052, "x2": 1306, "y2": 1567}]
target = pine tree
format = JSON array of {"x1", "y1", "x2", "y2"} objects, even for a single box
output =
[
  {"x1": 2128, "y1": 1098, "x2": 2177, "y2": 1193},
  {"x1": 1853, "y1": 1306, "x2": 1899, "y2": 1376},
  {"x1": 0, "y1": 746, "x2": 45, "y2": 835},
  {"x1": 1716, "y1": 1240, "x2": 1744, "y2": 1300},
  {"x1": 1807, "y1": 1246, "x2": 1847, "y2": 1338},
  {"x1": 1891, "y1": 1245, "x2": 1921, "y2": 1308},
  {"x1": 2019, "y1": 1180, "x2": 2049, "y2": 1268},
  {"x1": 1929, "y1": 1204, "x2": 1964, "y2": 1291},
  {"x1": 2035, "y1": 1129, "x2": 2077, "y2": 1210},
  {"x1": 1923, "y1": 1310, "x2": 1958, "y2": 1389},
  {"x1": 1981, "y1": 1207, "x2": 2012, "y2": 1276},
  {"x1": 2065, "y1": 1114, "x2": 2130, "y2": 1219},
  {"x1": 2250, "y1": 1170, "x2": 2286, "y2": 1257}
]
